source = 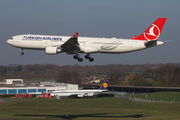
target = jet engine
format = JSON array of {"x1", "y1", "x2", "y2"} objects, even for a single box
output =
[
  {"x1": 45, "y1": 46, "x2": 62, "y2": 55},
  {"x1": 77, "y1": 94, "x2": 84, "y2": 98},
  {"x1": 87, "y1": 93, "x2": 94, "y2": 96}
]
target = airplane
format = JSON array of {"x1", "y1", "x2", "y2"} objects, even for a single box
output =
[
  {"x1": 7, "y1": 18, "x2": 167, "y2": 62},
  {"x1": 50, "y1": 79, "x2": 109, "y2": 98}
]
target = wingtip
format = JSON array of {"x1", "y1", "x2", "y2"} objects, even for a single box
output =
[{"x1": 73, "y1": 32, "x2": 78, "y2": 37}]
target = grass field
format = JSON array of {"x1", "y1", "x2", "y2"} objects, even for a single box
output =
[
  {"x1": 133, "y1": 92, "x2": 180, "y2": 102},
  {"x1": 0, "y1": 96, "x2": 180, "y2": 120}
]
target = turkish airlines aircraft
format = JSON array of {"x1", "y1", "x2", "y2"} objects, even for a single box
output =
[
  {"x1": 50, "y1": 79, "x2": 108, "y2": 98},
  {"x1": 7, "y1": 18, "x2": 167, "y2": 62}
]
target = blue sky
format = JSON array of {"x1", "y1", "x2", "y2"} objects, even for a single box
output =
[{"x1": 0, "y1": 0, "x2": 180, "y2": 66}]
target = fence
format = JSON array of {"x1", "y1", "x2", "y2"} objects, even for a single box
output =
[{"x1": 114, "y1": 94, "x2": 180, "y2": 103}]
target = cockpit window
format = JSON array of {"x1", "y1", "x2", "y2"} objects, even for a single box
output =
[{"x1": 10, "y1": 38, "x2": 13, "y2": 40}]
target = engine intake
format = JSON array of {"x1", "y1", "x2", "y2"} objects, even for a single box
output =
[{"x1": 45, "y1": 46, "x2": 62, "y2": 55}]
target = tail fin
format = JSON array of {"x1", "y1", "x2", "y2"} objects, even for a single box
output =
[
  {"x1": 131, "y1": 18, "x2": 167, "y2": 41},
  {"x1": 99, "y1": 79, "x2": 109, "y2": 90}
]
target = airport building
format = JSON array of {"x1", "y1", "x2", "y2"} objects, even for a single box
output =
[
  {"x1": 0, "y1": 79, "x2": 23, "y2": 84},
  {"x1": 0, "y1": 80, "x2": 78, "y2": 95},
  {"x1": 0, "y1": 87, "x2": 63, "y2": 94}
]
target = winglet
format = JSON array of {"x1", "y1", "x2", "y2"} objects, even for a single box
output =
[
  {"x1": 99, "y1": 79, "x2": 109, "y2": 90},
  {"x1": 73, "y1": 32, "x2": 78, "y2": 38},
  {"x1": 131, "y1": 18, "x2": 167, "y2": 41}
]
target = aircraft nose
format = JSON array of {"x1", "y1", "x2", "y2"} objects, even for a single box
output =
[
  {"x1": 7, "y1": 39, "x2": 10, "y2": 44},
  {"x1": 6, "y1": 39, "x2": 14, "y2": 45},
  {"x1": 7, "y1": 39, "x2": 14, "y2": 45}
]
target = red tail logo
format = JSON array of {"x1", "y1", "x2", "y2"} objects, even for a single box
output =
[
  {"x1": 73, "y1": 32, "x2": 78, "y2": 38},
  {"x1": 144, "y1": 24, "x2": 160, "y2": 40},
  {"x1": 131, "y1": 18, "x2": 167, "y2": 41}
]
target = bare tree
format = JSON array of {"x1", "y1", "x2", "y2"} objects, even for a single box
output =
[
  {"x1": 108, "y1": 70, "x2": 124, "y2": 85},
  {"x1": 57, "y1": 69, "x2": 81, "y2": 85}
]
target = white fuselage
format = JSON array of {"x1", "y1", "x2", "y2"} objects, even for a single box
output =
[
  {"x1": 50, "y1": 89, "x2": 107, "y2": 97},
  {"x1": 7, "y1": 34, "x2": 163, "y2": 54}
]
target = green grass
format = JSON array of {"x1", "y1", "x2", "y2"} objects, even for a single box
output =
[
  {"x1": 0, "y1": 97, "x2": 180, "y2": 119},
  {"x1": 134, "y1": 92, "x2": 180, "y2": 102}
]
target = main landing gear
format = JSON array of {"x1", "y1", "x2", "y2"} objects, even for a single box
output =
[
  {"x1": 20, "y1": 48, "x2": 24, "y2": 55},
  {"x1": 73, "y1": 53, "x2": 94, "y2": 62},
  {"x1": 73, "y1": 54, "x2": 83, "y2": 62},
  {"x1": 85, "y1": 53, "x2": 94, "y2": 62}
]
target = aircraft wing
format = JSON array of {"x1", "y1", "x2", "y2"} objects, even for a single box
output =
[{"x1": 61, "y1": 32, "x2": 80, "y2": 54}]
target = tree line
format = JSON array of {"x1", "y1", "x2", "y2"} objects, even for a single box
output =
[
  {"x1": 125, "y1": 65, "x2": 180, "y2": 87},
  {"x1": 0, "y1": 63, "x2": 180, "y2": 87}
]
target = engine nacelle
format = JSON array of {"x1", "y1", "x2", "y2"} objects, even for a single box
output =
[
  {"x1": 87, "y1": 93, "x2": 94, "y2": 96},
  {"x1": 77, "y1": 94, "x2": 84, "y2": 98},
  {"x1": 45, "y1": 46, "x2": 62, "y2": 55}
]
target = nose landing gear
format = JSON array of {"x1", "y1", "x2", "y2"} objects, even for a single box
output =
[{"x1": 20, "y1": 48, "x2": 24, "y2": 55}]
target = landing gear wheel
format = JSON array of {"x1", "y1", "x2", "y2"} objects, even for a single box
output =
[
  {"x1": 89, "y1": 58, "x2": 94, "y2": 62},
  {"x1": 78, "y1": 58, "x2": 83, "y2": 62},
  {"x1": 85, "y1": 53, "x2": 94, "y2": 62},
  {"x1": 85, "y1": 55, "x2": 89, "y2": 59},
  {"x1": 73, "y1": 55, "x2": 78, "y2": 59},
  {"x1": 20, "y1": 52, "x2": 24, "y2": 55},
  {"x1": 20, "y1": 48, "x2": 24, "y2": 55},
  {"x1": 73, "y1": 53, "x2": 83, "y2": 62}
]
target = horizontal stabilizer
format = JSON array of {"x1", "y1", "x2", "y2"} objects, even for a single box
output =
[
  {"x1": 144, "y1": 40, "x2": 164, "y2": 47},
  {"x1": 144, "y1": 40, "x2": 157, "y2": 47}
]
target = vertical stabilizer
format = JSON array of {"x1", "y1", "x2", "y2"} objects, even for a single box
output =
[
  {"x1": 99, "y1": 79, "x2": 109, "y2": 90},
  {"x1": 131, "y1": 18, "x2": 167, "y2": 41}
]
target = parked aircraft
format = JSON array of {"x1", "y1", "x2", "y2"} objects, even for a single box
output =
[
  {"x1": 50, "y1": 79, "x2": 109, "y2": 98},
  {"x1": 7, "y1": 18, "x2": 167, "y2": 62}
]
